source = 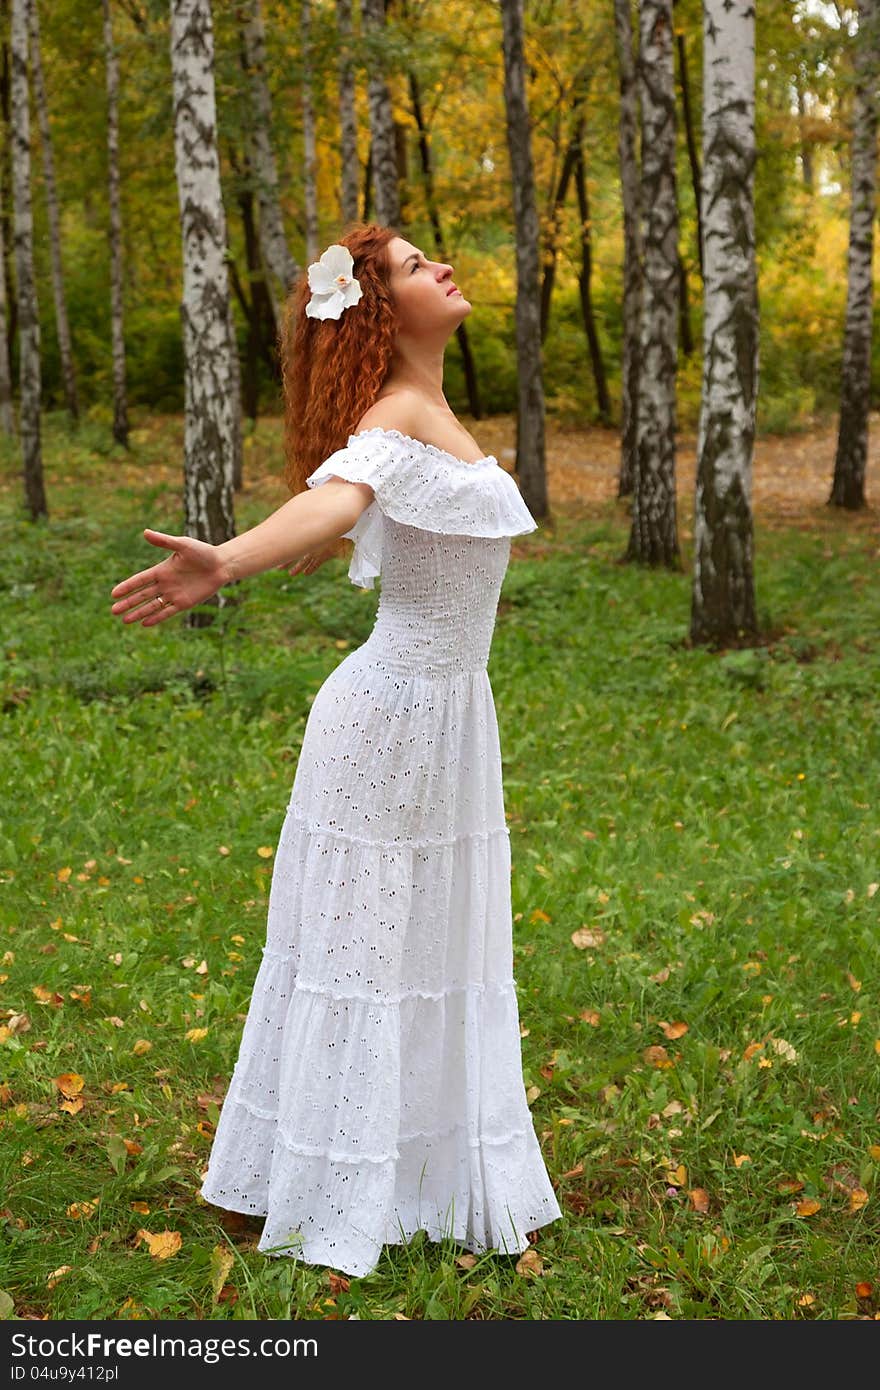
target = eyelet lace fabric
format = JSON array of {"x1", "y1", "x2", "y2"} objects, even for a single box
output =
[{"x1": 198, "y1": 428, "x2": 563, "y2": 1276}]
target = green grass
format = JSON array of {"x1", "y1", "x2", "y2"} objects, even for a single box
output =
[{"x1": 1, "y1": 414, "x2": 878, "y2": 1320}]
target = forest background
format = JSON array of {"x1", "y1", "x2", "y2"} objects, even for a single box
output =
[{"x1": 9, "y1": 0, "x2": 875, "y2": 439}]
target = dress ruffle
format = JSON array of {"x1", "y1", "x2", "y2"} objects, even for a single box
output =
[{"x1": 306, "y1": 427, "x2": 538, "y2": 589}]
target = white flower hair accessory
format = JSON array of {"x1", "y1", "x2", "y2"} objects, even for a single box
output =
[{"x1": 305, "y1": 244, "x2": 363, "y2": 321}]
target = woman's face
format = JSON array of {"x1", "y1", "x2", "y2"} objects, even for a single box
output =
[{"x1": 386, "y1": 237, "x2": 472, "y2": 340}]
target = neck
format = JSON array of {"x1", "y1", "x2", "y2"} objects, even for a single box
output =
[{"x1": 384, "y1": 340, "x2": 449, "y2": 404}]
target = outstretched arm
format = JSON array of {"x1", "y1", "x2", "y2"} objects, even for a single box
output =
[{"x1": 109, "y1": 477, "x2": 374, "y2": 627}]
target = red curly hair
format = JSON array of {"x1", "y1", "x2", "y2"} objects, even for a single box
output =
[{"x1": 279, "y1": 221, "x2": 402, "y2": 501}]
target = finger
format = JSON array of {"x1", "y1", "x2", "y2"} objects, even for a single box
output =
[
  {"x1": 143, "y1": 529, "x2": 184, "y2": 550},
  {"x1": 110, "y1": 577, "x2": 162, "y2": 612},
  {"x1": 139, "y1": 598, "x2": 177, "y2": 627},
  {"x1": 110, "y1": 565, "x2": 165, "y2": 600},
  {"x1": 117, "y1": 591, "x2": 167, "y2": 624}
]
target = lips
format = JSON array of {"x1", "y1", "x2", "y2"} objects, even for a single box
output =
[{"x1": 446, "y1": 286, "x2": 460, "y2": 296}]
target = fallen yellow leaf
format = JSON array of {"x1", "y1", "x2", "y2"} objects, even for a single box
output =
[
  {"x1": 67, "y1": 1198, "x2": 100, "y2": 1219},
  {"x1": 46, "y1": 1266, "x2": 73, "y2": 1289},
  {"x1": 571, "y1": 927, "x2": 605, "y2": 950},
  {"x1": 847, "y1": 972, "x2": 861, "y2": 993},
  {"x1": 515, "y1": 1247, "x2": 544, "y2": 1277},
  {"x1": 132, "y1": 1039, "x2": 152, "y2": 1055},
  {"x1": 795, "y1": 1199, "x2": 821, "y2": 1217},
  {"x1": 688, "y1": 1188, "x2": 710, "y2": 1213},
  {"x1": 256, "y1": 846, "x2": 274, "y2": 859},
  {"x1": 210, "y1": 1244, "x2": 234, "y2": 1303},
  {"x1": 136, "y1": 1229, "x2": 182, "y2": 1259},
  {"x1": 54, "y1": 1073, "x2": 84, "y2": 1098},
  {"x1": 579, "y1": 1009, "x2": 601, "y2": 1027},
  {"x1": 849, "y1": 1188, "x2": 869, "y2": 1213},
  {"x1": 184, "y1": 1027, "x2": 208, "y2": 1043},
  {"x1": 659, "y1": 1020, "x2": 689, "y2": 1040},
  {"x1": 59, "y1": 1097, "x2": 84, "y2": 1115},
  {"x1": 733, "y1": 1153, "x2": 751, "y2": 1168},
  {"x1": 796, "y1": 1293, "x2": 815, "y2": 1307},
  {"x1": 665, "y1": 1164, "x2": 687, "y2": 1187},
  {"x1": 868, "y1": 1145, "x2": 880, "y2": 1161}
]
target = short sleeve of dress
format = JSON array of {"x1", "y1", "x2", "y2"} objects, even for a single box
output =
[{"x1": 306, "y1": 428, "x2": 538, "y2": 590}]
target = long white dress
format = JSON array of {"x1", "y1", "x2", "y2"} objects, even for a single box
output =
[{"x1": 198, "y1": 426, "x2": 563, "y2": 1277}]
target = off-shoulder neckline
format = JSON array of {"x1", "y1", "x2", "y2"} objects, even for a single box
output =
[{"x1": 348, "y1": 426, "x2": 497, "y2": 469}]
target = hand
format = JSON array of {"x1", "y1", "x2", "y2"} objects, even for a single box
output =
[
  {"x1": 109, "y1": 529, "x2": 229, "y2": 626},
  {"x1": 278, "y1": 541, "x2": 338, "y2": 577}
]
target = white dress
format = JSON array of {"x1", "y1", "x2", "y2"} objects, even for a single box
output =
[{"x1": 198, "y1": 426, "x2": 563, "y2": 1276}]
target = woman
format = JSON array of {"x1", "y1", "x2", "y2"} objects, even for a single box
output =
[{"x1": 109, "y1": 222, "x2": 562, "y2": 1278}]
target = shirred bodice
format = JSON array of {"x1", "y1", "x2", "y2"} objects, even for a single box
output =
[{"x1": 305, "y1": 427, "x2": 537, "y2": 677}]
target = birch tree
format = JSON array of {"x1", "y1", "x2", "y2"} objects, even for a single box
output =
[
  {"x1": 240, "y1": 0, "x2": 299, "y2": 321},
  {"x1": 500, "y1": 0, "x2": 546, "y2": 518},
  {"x1": 362, "y1": 0, "x2": 400, "y2": 227},
  {"x1": 614, "y1": 0, "x2": 642, "y2": 498},
  {"x1": 301, "y1": 0, "x2": 319, "y2": 264},
  {"x1": 830, "y1": 0, "x2": 878, "y2": 511},
  {"x1": 690, "y1": 0, "x2": 758, "y2": 645},
  {"x1": 626, "y1": 0, "x2": 679, "y2": 567},
  {"x1": 0, "y1": 165, "x2": 15, "y2": 437},
  {"x1": 11, "y1": 0, "x2": 45, "y2": 520},
  {"x1": 103, "y1": 0, "x2": 128, "y2": 447},
  {"x1": 336, "y1": 0, "x2": 360, "y2": 223},
  {"x1": 170, "y1": 0, "x2": 236, "y2": 605},
  {"x1": 30, "y1": 0, "x2": 77, "y2": 421}
]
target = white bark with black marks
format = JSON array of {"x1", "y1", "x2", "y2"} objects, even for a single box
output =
[
  {"x1": 170, "y1": 0, "x2": 236, "y2": 566},
  {"x1": 336, "y1": 0, "x2": 360, "y2": 224},
  {"x1": 301, "y1": 0, "x2": 319, "y2": 263},
  {"x1": 0, "y1": 162, "x2": 15, "y2": 437},
  {"x1": 500, "y1": 0, "x2": 545, "y2": 516},
  {"x1": 103, "y1": 0, "x2": 128, "y2": 446},
  {"x1": 831, "y1": 0, "x2": 878, "y2": 510},
  {"x1": 614, "y1": 0, "x2": 642, "y2": 497},
  {"x1": 627, "y1": 0, "x2": 679, "y2": 566},
  {"x1": 31, "y1": 0, "x2": 78, "y2": 421},
  {"x1": 11, "y1": 0, "x2": 46, "y2": 519},
  {"x1": 362, "y1": 0, "x2": 400, "y2": 227},
  {"x1": 241, "y1": 0, "x2": 299, "y2": 316},
  {"x1": 691, "y1": 0, "x2": 759, "y2": 645}
]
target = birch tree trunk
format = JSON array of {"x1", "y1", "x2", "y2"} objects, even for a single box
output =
[
  {"x1": 574, "y1": 114, "x2": 611, "y2": 424},
  {"x1": 336, "y1": 0, "x2": 360, "y2": 223},
  {"x1": 103, "y1": 0, "x2": 128, "y2": 447},
  {"x1": 406, "y1": 38, "x2": 481, "y2": 419},
  {"x1": 0, "y1": 158, "x2": 15, "y2": 436},
  {"x1": 362, "y1": 0, "x2": 400, "y2": 228},
  {"x1": 301, "y1": 0, "x2": 319, "y2": 263},
  {"x1": 690, "y1": 0, "x2": 758, "y2": 646},
  {"x1": 626, "y1": 0, "x2": 679, "y2": 568},
  {"x1": 170, "y1": 0, "x2": 236, "y2": 619},
  {"x1": 614, "y1": 0, "x2": 642, "y2": 499},
  {"x1": 830, "y1": 0, "x2": 878, "y2": 511},
  {"x1": 500, "y1": 0, "x2": 546, "y2": 518},
  {"x1": 30, "y1": 0, "x2": 77, "y2": 421},
  {"x1": 11, "y1": 0, "x2": 45, "y2": 519},
  {"x1": 241, "y1": 0, "x2": 299, "y2": 319}
]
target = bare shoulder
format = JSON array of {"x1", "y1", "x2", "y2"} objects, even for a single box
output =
[{"x1": 353, "y1": 388, "x2": 424, "y2": 439}]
